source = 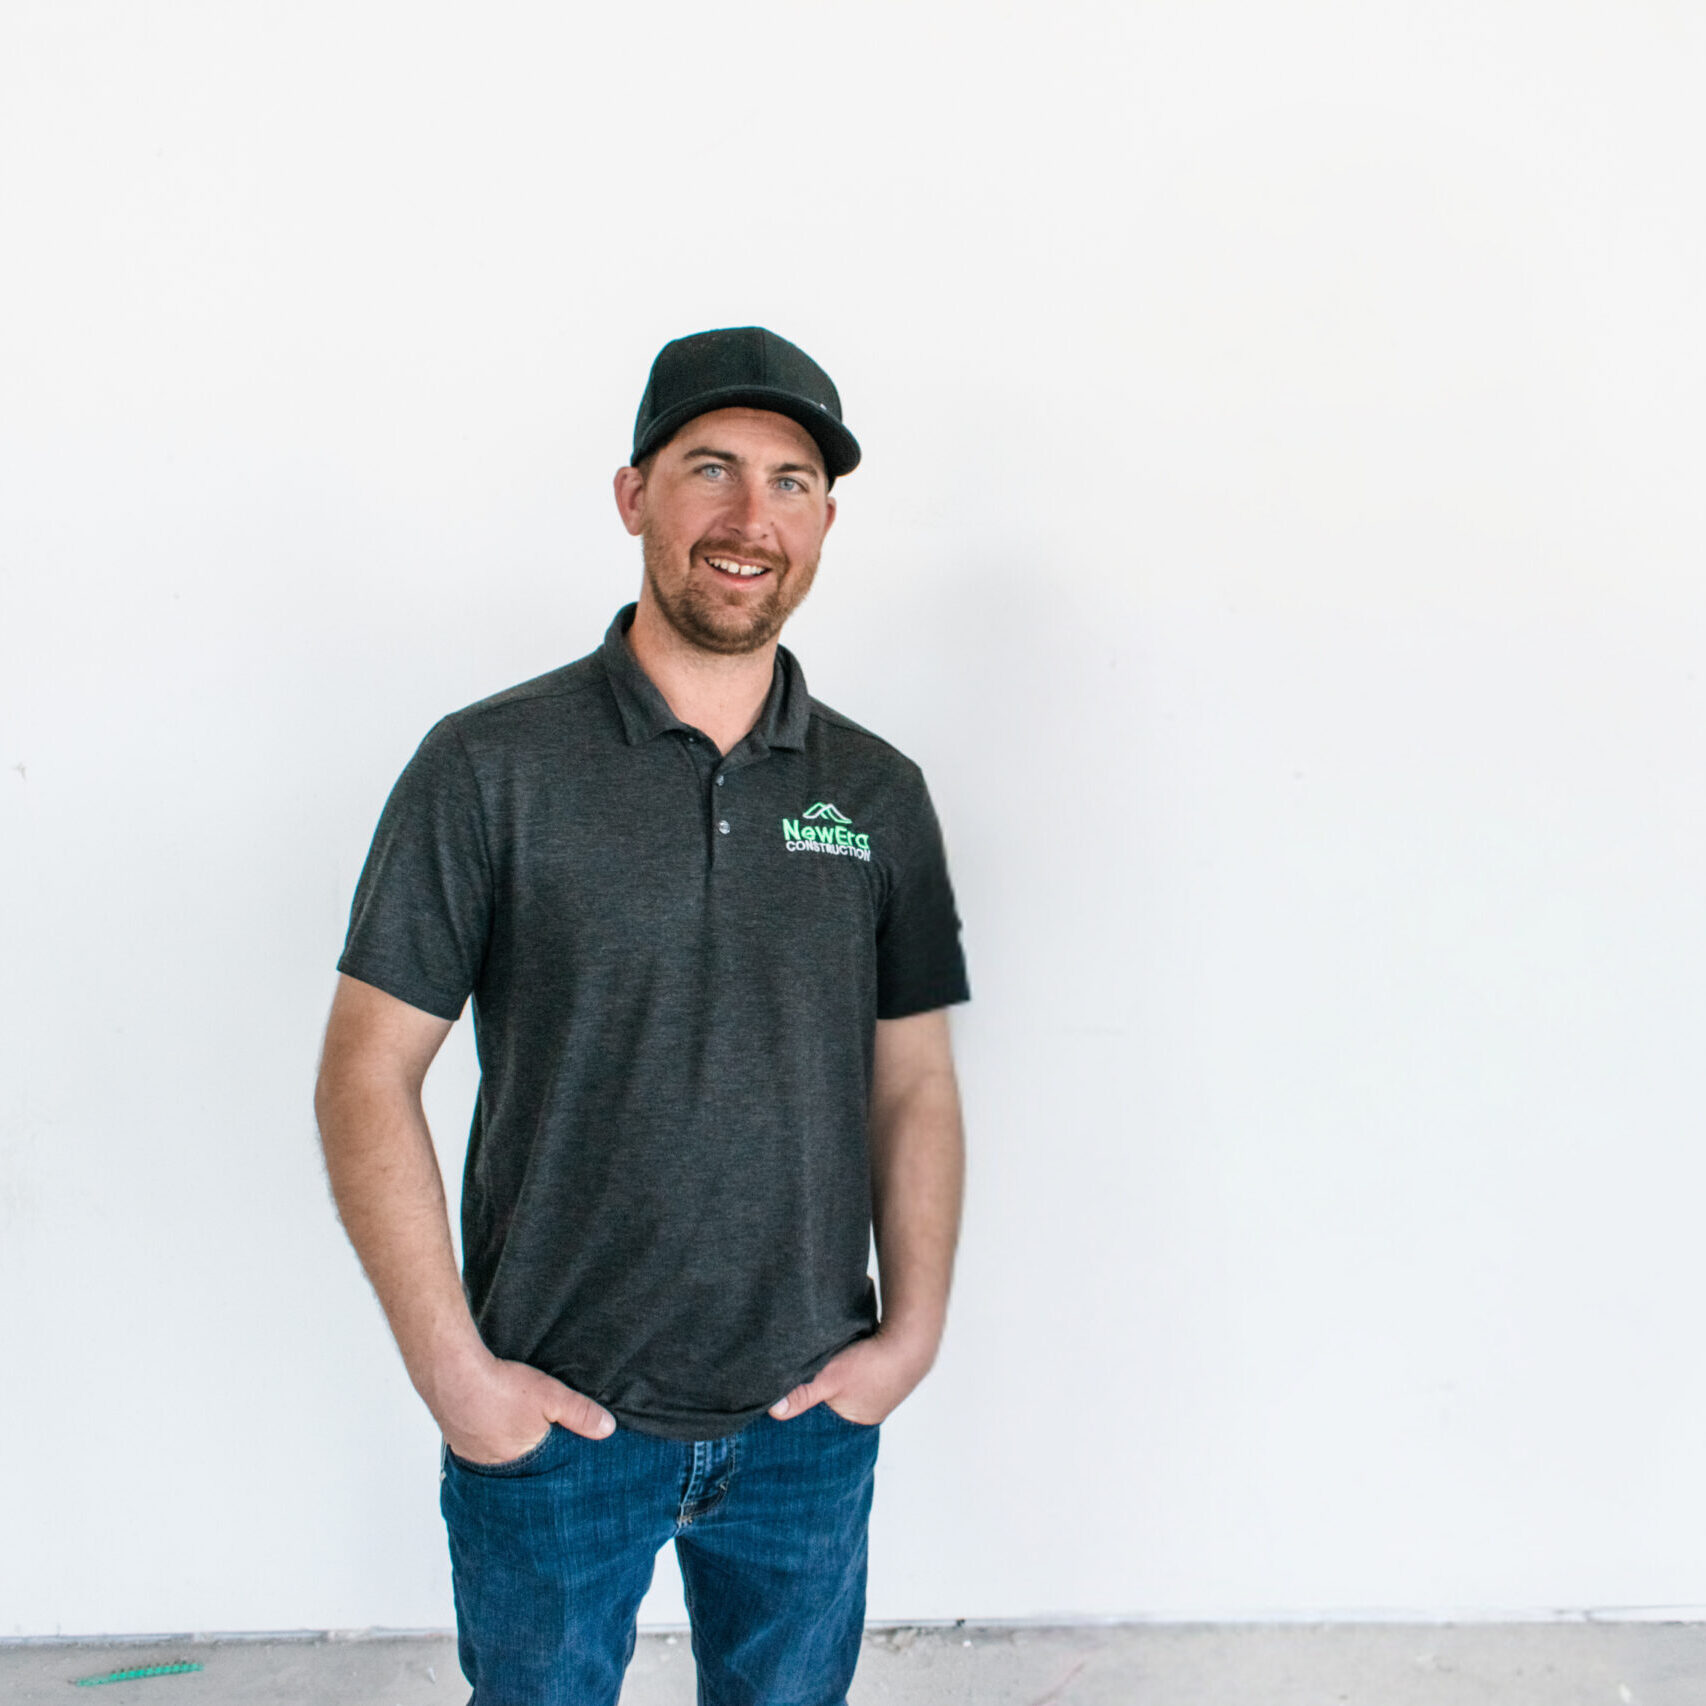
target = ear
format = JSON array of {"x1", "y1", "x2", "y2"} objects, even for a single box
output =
[
  {"x1": 822, "y1": 490, "x2": 837, "y2": 535},
  {"x1": 613, "y1": 465, "x2": 646, "y2": 538}
]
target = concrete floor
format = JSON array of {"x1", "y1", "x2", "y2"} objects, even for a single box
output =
[{"x1": 3, "y1": 1623, "x2": 1703, "y2": 1705}]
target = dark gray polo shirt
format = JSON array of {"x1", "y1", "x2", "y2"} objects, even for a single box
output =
[{"x1": 338, "y1": 606, "x2": 969, "y2": 1440}]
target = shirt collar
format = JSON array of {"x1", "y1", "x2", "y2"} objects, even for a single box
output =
[{"x1": 600, "y1": 604, "x2": 811, "y2": 754}]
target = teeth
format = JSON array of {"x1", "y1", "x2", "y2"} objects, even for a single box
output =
[{"x1": 707, "y1": 557, "x2": 766, "y2": 577}]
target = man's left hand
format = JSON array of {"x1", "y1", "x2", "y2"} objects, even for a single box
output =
[{"x1": 768, "y1": 1327, "x2": 938, "y2": 1427}]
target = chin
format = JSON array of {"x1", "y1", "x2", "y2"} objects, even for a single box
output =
[{"x1": 672, "y1": 602, "x2": 785, "y2": 656}]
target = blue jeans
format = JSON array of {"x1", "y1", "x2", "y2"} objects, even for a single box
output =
[{"x1": 440, "y1": 1404, "x2": 881, "y2": 1706}]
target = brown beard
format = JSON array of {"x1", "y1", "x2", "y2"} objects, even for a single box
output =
[{"x1": 640, "y1": 528, "x2": 819, "y2": 656}]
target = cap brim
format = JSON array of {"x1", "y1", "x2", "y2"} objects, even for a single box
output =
[{"x1": 632, "y1": 385, "x2": 861, "y2": 480}]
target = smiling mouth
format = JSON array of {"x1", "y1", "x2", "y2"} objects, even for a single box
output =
[{"x1": 703, "y1": 554, "x2": 773, "y2": 581}]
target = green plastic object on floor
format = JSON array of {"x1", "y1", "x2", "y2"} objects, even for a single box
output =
[{"x1": 72, "y1": 1661, "x2": 204, "y2": 1686}]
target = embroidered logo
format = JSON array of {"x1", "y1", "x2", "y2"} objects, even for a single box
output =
[{"x1": 781, "y1": 802, "x2": 872, "y2": 861}]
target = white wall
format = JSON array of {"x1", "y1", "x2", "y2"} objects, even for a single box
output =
[{"x1": 4, "y1": 0, "x2": 1705, "y2": 1636}]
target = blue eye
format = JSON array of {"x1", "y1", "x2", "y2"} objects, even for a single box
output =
[{"x1": 777, "y1": 477, "x2": 801, "y2": 492}]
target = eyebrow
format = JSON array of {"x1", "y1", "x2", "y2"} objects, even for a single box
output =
[{"x1": 679, "y1": 446, "x2": 823, "y2": 480}]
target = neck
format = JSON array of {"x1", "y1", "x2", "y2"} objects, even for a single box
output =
[{"x1": 626, "y1": 592, "x2": 779, "y2": 756}]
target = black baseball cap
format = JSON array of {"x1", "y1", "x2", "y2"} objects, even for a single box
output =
[{"x1": 631, "y1": 326, "x2": 860, "y2": 482}]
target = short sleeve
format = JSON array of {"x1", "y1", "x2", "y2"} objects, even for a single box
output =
[
  {"x1": 336, "y1": 717, "x2": 493, "y2": 1021},
  {"x1": 875, "y1": 773, "x2": 971, "y2": 1020}
]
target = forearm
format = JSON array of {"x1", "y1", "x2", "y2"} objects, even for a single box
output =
[
  {"x1": 867, "y1": 1022, "x2": 965, "y2": 1362},
  {"x1": 314, "y1": 975, "x2": 611, "y2": 1455},
  {"x1": 315, "y1": 1072, "x2": 489, "y2": 1412}
]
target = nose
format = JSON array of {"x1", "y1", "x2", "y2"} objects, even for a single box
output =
[{"x1": 721, "y1": 477, "x2": 772, "y2": 537}]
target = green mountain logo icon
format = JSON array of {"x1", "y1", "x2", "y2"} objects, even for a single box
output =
[{"x1": 802, "y1": 802, "x2": 853, "y2": 824}]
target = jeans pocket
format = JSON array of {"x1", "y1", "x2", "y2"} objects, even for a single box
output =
[
  {"x1": 445, "y1": 1424, "x2": 562, "y2": 1477},
  {"x1": 821, "y1": 1402, "x2": 880, "y2": 1432}
]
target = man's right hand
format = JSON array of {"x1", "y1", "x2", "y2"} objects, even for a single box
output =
[{"x1": 433, "y1": 1350, "x2": 615, "y2": 1464}]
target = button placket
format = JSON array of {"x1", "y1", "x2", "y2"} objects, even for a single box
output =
[
  {"x1": 706, "y1": 750, "x2": 763, "y2": 864},
  {"x1": 679, "y1": 730, "x2": 726, "y2": 866},
  {"x1": 707, "y1": 757, "x2": 730, "y2": 863},
  {"x1": 712, "y1": 762, "x2": 735, "y2": 855}
]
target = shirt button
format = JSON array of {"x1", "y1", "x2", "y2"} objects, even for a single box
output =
[
  {"x1": 717, "y1": 820, "x2": 730, "y2": 835},
  {"x1": 716, "y1": 774, "x2": 725, "y2": 786}
]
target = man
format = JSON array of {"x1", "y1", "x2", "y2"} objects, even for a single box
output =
[{"x1": 315, "y1": 326, "x2": 969, "y2": 1706}]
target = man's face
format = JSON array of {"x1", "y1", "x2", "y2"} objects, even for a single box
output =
[{"x1": 616, "y1": 406, "x2": 836, "y2": 656}]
